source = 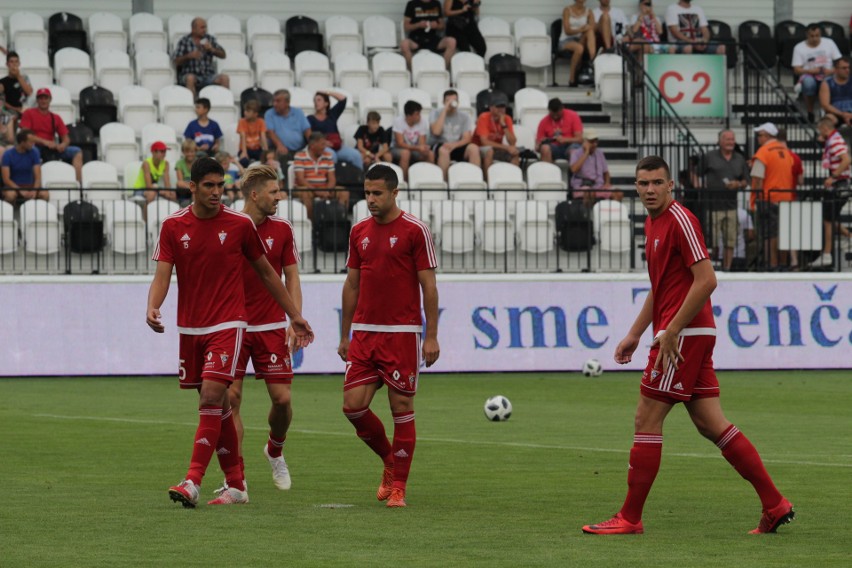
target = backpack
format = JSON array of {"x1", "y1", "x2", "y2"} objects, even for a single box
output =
[
  {"x1": 313, "y1": 199, "x2": 351, "y2": 253},
  {"x1": 63, "y1": 200, "x2": 104, "y2": 253},
  {"x1": 555, "y1": 200, "x2": 593, "y2": 252}
]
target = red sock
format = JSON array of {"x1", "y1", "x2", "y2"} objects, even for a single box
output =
[
  {"x1": 186, "y1": 406, "x2": 223, "y2": 486},
  {"x1": 390, "y1": 411, "x2": 416, "y2": 490},
  {"x1": 619, "y1": 433, "x2": 663, "y2": 524},
  {"x1": 267, "y1": 434, "x2": 286, "y2": 459},
  {"x1": 717, "y1": 425, "x2": 782, "y2": 509},
  {"x1": 216, "y1": 409, "x2": 245, "y2": 491},
  {"x1": 343, "y1": 406, "x2": 393, "y2": 465}
]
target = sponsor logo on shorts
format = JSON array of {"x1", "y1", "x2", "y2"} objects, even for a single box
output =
[
  {"x1": 271, "y1": 353, "x2": 278, "y2": 364},
  {"x1": 650, "y1": 369, "x2": 659, "y2": 381},
  {"x1": 408, "y1": 372, "x2": 416, "y2": 389},
  {"x1": 673, "y1": 382, "x2": 684, "y2": 391}
]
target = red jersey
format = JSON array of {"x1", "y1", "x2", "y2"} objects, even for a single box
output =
[
  {"x1": 535, "y1": 109, "x2": 583, "y2": 144},
  {"x1": 347, "y1": 212, "x2": 437, "y2": 331},
  {"x1": 645, "y1": 201, "x2": 715, "y2": 335},
  {"x1": 20, "y1": 108, "x2": 68, "y2": 141},
  {"x1": 243, "y1": 215, "x2": 300, "y2": 328},
  {"x1": 153, "y1": 205, "x2": 267, "y2": 333}
]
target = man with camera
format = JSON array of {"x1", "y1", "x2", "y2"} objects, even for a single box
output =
[{"x1": 569, "y1": 128, "x2": 618, "y2": 207}]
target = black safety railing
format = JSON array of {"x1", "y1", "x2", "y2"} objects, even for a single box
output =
[{"x1": 1, "y1": 187, "x2": 849, "y2": 275}]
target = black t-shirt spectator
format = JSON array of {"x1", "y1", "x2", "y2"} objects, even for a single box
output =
[
  {"x1": 405, "y1": 0, "x2": 444, "y2": 45},
  {"x1": 354, "y1": 125, "x2": 390, "y2": 154},
  {"x1": 0, "y1": 75, "x2": 29, "y2": 110}
]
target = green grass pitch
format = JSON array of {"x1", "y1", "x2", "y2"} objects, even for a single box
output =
[{"x1": 1, "y1": 371, "x2": 850, "y2": 567}]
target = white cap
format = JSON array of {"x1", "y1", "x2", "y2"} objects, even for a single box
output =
[{"x1": 753, "y1": 122, "x2": 778, "y2": 137}]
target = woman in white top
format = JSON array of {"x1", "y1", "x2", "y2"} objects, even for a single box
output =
[{"x1": 559, "y1": 0, "x2": 596, "y2": 87}]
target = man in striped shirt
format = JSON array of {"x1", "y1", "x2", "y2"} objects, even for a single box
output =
[
  {"x1": 293, "y1": 131, "x2": 347, "y2": 220},
  {"x1": 583, "y1": 156, "x2": 793, "y2": 535},
  {"x1": 338, "y1": 164, "x2": 439, "y2": 508},
  {"x1": 811, "y1": 117, "x2": 852, "y2": 268}
]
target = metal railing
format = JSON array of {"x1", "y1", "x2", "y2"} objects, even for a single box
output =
[{"x1": 1, "y1": 187, "x2": 849, "y2": 275}]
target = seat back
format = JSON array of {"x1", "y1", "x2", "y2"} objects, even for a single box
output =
[
  {"x1": 48, "y1": 12, "x2": 87, "y2": 55},
  {"x1": 129, "y1": 13, "x2": 167, "y2": 54},
  {"x1": 20, "y1": 199, "x2": 60, "y2": 254},
  {"x1": 198, "y1": 84, "x2": 238, "y2": 125},
  {"x1": 363, "y1": 15, "x2": 398, "y2": 54},
  {"x1": 247, "y1": 15, "x2": 284, "y2": 56},
  {"x1": 240, "y1": 87, "x2": 274, "y2": 118},
  {"x1": 325, "y1": 15, "x2": 362, "y2": 62},
  {"x1": 167, "y1": 14, "x2": 194, "y2": 52},
  {"x1": 79, "y1": 85, "x2": 117, "y2": 134},
  {"x1": 285, "y1": 16, "x2": 323, "y2": 57},
  {"x1": 89, "y1": 12, "x2": 126, "y2": 52},
  {"x1": 207, "y1": 14, "x2": 245, "y2": 56},
  {"x1": 819, "y1": 21, "x2": 850, "y2": 56},
  {"x1": 0, "y1": 201, "x2": 19, "y2": 254},
  {"x1": 775, "y1": 20, "x2": 806, "y2": 69}
]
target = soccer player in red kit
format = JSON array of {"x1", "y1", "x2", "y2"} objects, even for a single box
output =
[
  {"x1": 146, "y1": 157, "x2": 313, "y2": 508},
  {"x1": 337, "y1": 164, "x2": 440, "y2": 508},
  {"x1": 228, "y1": 165, "x2": 302, "y2": 491},
  {"x1": 582, "y1": 156, "x2": 794, "y2": 535}
]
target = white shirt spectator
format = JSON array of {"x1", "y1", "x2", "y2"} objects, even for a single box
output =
[
  {"x1": 665, "y1": 2, "x2": 708, "y2": 41},
  {"x1": 392, "y1": 114, "x2": 430, "y2": 147},
  {"x1": 594, "y1": 7, "x2": 629, "y2": 41},
  {"x1": 791, "y1": 38, "x2": 842, "y2": 73}
]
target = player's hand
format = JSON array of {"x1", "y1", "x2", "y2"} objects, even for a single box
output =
[
  {"x1": 652, "y1": 330, "x2": 684, "y2": 372},
  {"x1": 337, "y1": 336, "x2": 350, "y2": 362},
  {"x1": 286, "y1": 326, "x2": 301, "y2": 354},
  {"x1": 614, "y1": 334, "x2": 639, "y2": 364},
  {"x1": 422, "y1": 338, "x2": 440, "y2": 367},
  {"x1": 147, "y1": 308, "x2": 165, "y2": 333},
  {"x1": 289, "y1": 316, "x2": 314, "y2": 349}
]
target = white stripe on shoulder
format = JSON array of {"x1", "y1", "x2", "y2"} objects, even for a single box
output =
[
  {"x1": 669, "y1": 203, "x2": 705, "y2": 262},
  {"x1": 163, "y1": 207, "x2": 191, "y2": 222},
  {"x1": 221, "y1": 207, "x2": 253, "y2": 221},
  {"x1": 401, "y1": 212, "x2": 437, "y2": 267},
  {"x1": 352, "y1": 216, "x2": 373, "y2": 229}
]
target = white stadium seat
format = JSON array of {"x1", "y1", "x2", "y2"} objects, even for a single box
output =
[
  {"x1": 167, "y1": 13, "x2": 194, "y2": 53},
  {"x1": 89, "y1": 12, "x2": 127, "y2": 53},
  {"x1": 135, "y1": 50, "x2": 175, "y2": 98},
  {"x1": 247, "y1": 15, "x2": 284, "y2": 58},
  {"x1": 478, "y1": 17, "x2": 515, "y2": 63},
  {"x1": 448, "y1": 162, "x2": 488, "y2": 201},
  {"x1": 363, "y1": 15, "x2": 399, "y2": 56},
  {"x1": 411, "y1": 51, "x2": 449, "y2": 104},
  {"x1": 95, "y1": 50, "x2": 134, "y2": 96},
  {"x1": 287, "y1": 86, "x2": 316, "y2": 117},
  {"x1": 158, "y1": 85, "x2": 196, "y2": 134},
  {"x1": 397, "y1": 199, "x2": 429, "y2": 229},
  {"x1": 141, "y1": 123, "x2": 180, "y2": 165},
  {"x1": 487, "y1": 162, "x2": 528, "y2": 202},
  {"x1": 118, "y1": 85, "x2": 158, "y2": 137},
  {"x1": 514, "y1": 18, "x2": 551, "y2": 69},
  {"x1": 15, "y1": 48, "x2": 52, "y2": 88},
  {"x1": 110, "y1": 200, "x2": 147, "y2": 255},
  {"x1": 276, "y1": 200, "x2": 312, "y2": 253},
  {"x1": 475, "y1": 200, "x2": 515, "y2": 253},
  {"x1": 40, "y1": 161, "x2": 80, "y2": 212},
  {"x1": 123, "y1": 160, "x2": 142, "y2": 188},
  {"x1": 53, "y1": 48, "x2": 93, "y2": 101},
  {"x1": 592, "y1": 199, "x2": 632, "y2": 253},
  {"x1": 407, "y1": 162, "x2": 447, "y2": 202},
  {"x1": 255, "y1": 52, "x2": 294, "y2": 92},
  {"x1": 100, "y1": 123, "x2": 141, "y2": 173},
  {"x1": 513, "y1": 87, "x2": 549, "y2": 127},
  {"x1": 129, "y1": 13, "x2": 168, "y2": 54},
  {"x1": 325, "y1": 15, "x2": 362, "y2": 63},
  {"x1": 198, "y1": 85, "x2": 238, "y2": 125},
  {"x1": 0, "y1": 201, "x2": 19, "y2": 255},
  {"x1": 358, "y1": 88, "x2": 395, "y2": 127},
  {"x1": 147, "y1": 199, "x2": 180, "y2": 248},
  {"x1": 371, "y1": 51, "x2": 411, "y2": 96},
  {"x1": 434, "y1": 201, "x2": 474, "y2": 253},
  {"x1": 207, "y1": 14, "x2": 245, "y2": 57},
  {"x1": 82, "y1": 161, "x2": 122, "y2": 190},
  {"x1": 217, "y1": 51, "x2": 254, "y2": 99},
  {"x1": 352, "y1": 200, "x2": 371, "y2": 223},
  {"x1": 526, "y1": 161, "x2": 567, "y2": 202},
  {"x1": 334, "y1": 52, "x2": 372, "y2": 102},
  {"x1": 451, "y1": 52, "x2": 489, "y2": 99},
  {"x1": 595, "y1": 53, "x2": 624, "y2": 105},
  {"x1": 10, "y1": 11, "x2": 47, "y2": 53},
  {"x1": 294, "y1": 51, "x2": 333, "y2": 92},
  {"x1": 397, "y1": 87, "x2": 432, "y2": 115},
  {"x1": 373, "y1": 162, "x2": 408, "y2": 191},
  {"x1": 222, "y1": 122, "x2": 240, "y2": 156},
  {"x1": 512, "y1": 124, "x2": 537, "y2": 154},
  {"x1": 515, "y1": 201, "x2": 553, "y2": 253},
  {"x1": 20, "y1": 200, "x2": 60, "y2": 255}
]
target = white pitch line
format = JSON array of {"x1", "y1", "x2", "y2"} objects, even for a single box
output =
[{"x1": 32, "y1": 413, "x2": 852, "y2": 469}]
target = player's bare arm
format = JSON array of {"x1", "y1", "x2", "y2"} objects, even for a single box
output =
[
  {"x1": 146, "y1": 261, "x2": 174, "y2": 333},
  {"x1": 250, "y1": 255, "x2": 314, "y2": 347},
  {"x1": 338, "y1": 268, "x2": 361, "y2": 361},
  {"x1": 653, "y1": 259, "x2": 717, "y2": 372},
  {"x1": 615, "y1": 290, "x2": 653, "y2": 364},
  {"x1": 283, "y1": 263, "x2": 303, "y2": 353},
  {"x1": 418, "y1": 268, "x2": 440, "y2": 367}
]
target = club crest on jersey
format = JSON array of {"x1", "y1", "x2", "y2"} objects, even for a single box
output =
[
  {"x1": 390, "y1": 235, "x2": 398, "y2": 248},
  {"x1": 654, "y1": 237, "x2": 660, "y2": 251},
  {"x1": 266, "y1": 237, "x2": 274, "y2": 250},
  {"x1": 181, "y1": 233, "x2": 191, "y2": 249},
  {"x1": 218, "y1": 231, "x2": 228, "y2": 245},
  {"x1": 361, "y1": 236, "x2": 370, "y2": 250},
  {"x1": 220, "y1": 353, "x2": 229, "y2": 365}
]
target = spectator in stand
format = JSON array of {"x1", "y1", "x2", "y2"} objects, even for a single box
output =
[
  {"x1": 559, "y1": 0, "x2": 597, "y2": 87},
  {"x1": 1, "y1": 129, "x2": 45, "y2": 204},
  {"x1": 473, "y1": 91, "x2": 519, "y2": 171},
  {"x1": 665, "y1": 0, "x2": 725, "y2": 55},
  {"x1": 184, "y1": 98, "x2": 223, "y2": 157},
  {"x1": 750, "y1": 122, "x2": 796, "y2": 270},
  {"x1": 570, "y1": 128, "x2": 619, "y2": 207},
  {"x1": 701, "y1": 130, "x2": 750, "y2": 271},
  {"x1": 261, "y1": 149, "x2": 286, "y2": 190},
  {"x1": 536, "y1": 98, "x2": 583, "y2": 164},
  {"x1": 19, "y1": 88, "x2": 82, "y2": 183},
  {"x1": 175, "y1": 139, "x2": 197, "y2": 205},
  {"x1": 354, "y1": 111, "x2": 392, "y2": 169},
  {"x1": 792, "y1": 24, "x2": 842, "y2": 121},
  {"x1": 308, "y1": 90, "x2": 363, "y2": 169},
  {"x1": 293, "y1": 132, "x2": 347, "y2": 220},
  {"x1": 430, "y1": 89, "x2": 480, "y2": 178},
  {"x1": 444, "y1": 0, "x2": 486, "y2": 57},
  {"x1": 237, "y1": 100, "x2": 268, "y2": 168},
  {"x1": 134, "y1": 141, "x2": 175, "y2": 204},
  {"x1": 265, "y1": 89, "x2": 311, "y2": 182},
  {"x1": 216, "y1": 151, "x2": 244, "y2": 203},
  {"x1": 173, "y1": 17, "x2": 229, "y2": 98},
  {"x1": 594, "y1": 0, "x2": 629, "y2": 54},
  {"x1": 810, "y1": 117, "x2": 851, "y2": 268},
  {"x1": 629, "y1": 1, "x2": 671, "y2": 57},
  {"x1": 392, "y1": 100, "x2": 434, "y2": 179},
  {"x1": 401, "y1": 0, "x2": 457, "y2": 68},
  {"x1": 819, "y1": 56, "x2": 852, "y2": 127},
  {"x1": 721, "y1": 207, "x2": 756, "y2": 271},
  {"x1": 0, "y1": 51, "x2": 33, "y2": 144}
]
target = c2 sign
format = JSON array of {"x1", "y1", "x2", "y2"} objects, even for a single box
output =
[{"x1": 645, "y1": 54, "x2": 727, "y2": 118}]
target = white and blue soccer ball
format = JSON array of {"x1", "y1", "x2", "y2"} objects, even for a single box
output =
[
  {"x1": 582, "y1": 358, "x2": 604, "y2": 377},
  {"x1": 483, "y1": 395, "x2": 513, "y2": 422}
]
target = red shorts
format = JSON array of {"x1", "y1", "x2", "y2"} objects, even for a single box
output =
[
  {"x1": 178, "y1": 327, "x2": 245, "y2": 389},
  {"x1": 235, "y1": 327, "x2": 294, "y2": 383},
  {"x1": 641, "y1": 334, "x2": 719, "y2": 404},
  {"x1": 345, "y1": 331, "x2": 421, "y2": 396}
]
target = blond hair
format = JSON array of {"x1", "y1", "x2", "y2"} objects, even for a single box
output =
[{"x1": 241, "y1": 164, "x2": 280, "y2": 194}]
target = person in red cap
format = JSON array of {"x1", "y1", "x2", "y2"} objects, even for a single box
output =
[
  {"x1": 134, "y1": 141, "x2": 175, "y2": 203},
  {"x1": 19, "y1": 87, "x2": 83, "y2": 182}
]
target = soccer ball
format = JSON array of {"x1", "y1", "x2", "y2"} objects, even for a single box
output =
[
  {"x1": 483, "y1": 395, "x2": 513, "y2": 422},
  {"x1": 582, "y1": 358, "x2": 604, "y2": 377}
]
